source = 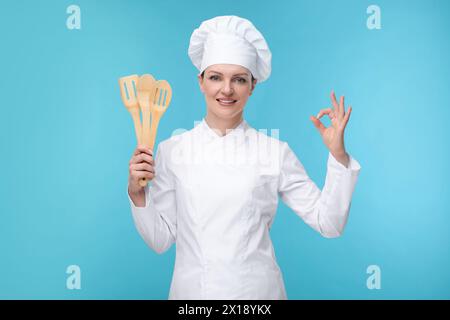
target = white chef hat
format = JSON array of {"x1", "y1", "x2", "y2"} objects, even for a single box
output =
[{"x1": 188, "y1": 15, "x2": 272, "y2": 83}]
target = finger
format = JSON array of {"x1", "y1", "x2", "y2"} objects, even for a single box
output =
[
  {"x1": 330, "y1": 90, "x2": 339, "y2": 111},
  {"x1": 133, "y1": 146, "x2": 153, "y2": 157},
  {"x1": 317, "y1": 108, "x2": 332, "y2": 119},
  {"x1": 310, "y1": 115, "x2": 326, "y2": 135},
  {"x1": 316, "y1": 108, "x2": 333, "y2": 120},
  {"x1": 133, "y1": 170, "x2": 154, "y2": 180},
  {"x1": 130, "y1": 154, "x2": 153, "y2": 166},
  {"x1": 136, "y1": 153, "x2": 154, "y2": 165},
  {"x1": 130, "y1": 153, "x2": 154, "y2": 165},
  {"x1": 343, "y1": 106, "x2": 352, "y2": 126},
  {"x1": 339, "y1": 95, "x2": 345, "y2": 118},
  {"x1": 131, "y1": 163, "x2": 155, "y2": 173},
  {"x1": 133, "y1": 145, "x2": 153, "y2": 157}
]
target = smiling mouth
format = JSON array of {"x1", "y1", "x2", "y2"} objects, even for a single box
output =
[{"x1": 216, "y1": 99, "x2": 238, "y2": 106}]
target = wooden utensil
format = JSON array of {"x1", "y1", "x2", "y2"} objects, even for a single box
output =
[
  {"x1": 118, "y1": 75, "x2": 142, "y2": 145},
  {"x1": 137, "y1": 74, "x2": 157, "y2": 147},
  {"x1": 136, "y1": 79, "x2": 172, "y2": 187},
  {"x1": 137, "y1": 74, "x2": 157, "y2": 187},
  {"x1": 149, "y1": 80, "x2": 172, "y2": 152}
]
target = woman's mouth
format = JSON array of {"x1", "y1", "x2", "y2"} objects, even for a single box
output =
[{"x1": 216, "y1": 98, "x2": 238, "y2": 106}]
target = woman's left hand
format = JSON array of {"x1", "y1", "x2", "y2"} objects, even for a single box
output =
[{"x1": 310, "y1": 91, "x2": 352, "y2": 167}]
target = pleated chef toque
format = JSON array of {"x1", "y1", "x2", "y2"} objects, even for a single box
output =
[{"x1": 188, "y1": 15, "x2": 272, "y2": 83}]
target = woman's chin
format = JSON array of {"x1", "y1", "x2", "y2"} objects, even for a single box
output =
[{"x1": 216, "y1": 107, "x2": 242, "y2": 117}]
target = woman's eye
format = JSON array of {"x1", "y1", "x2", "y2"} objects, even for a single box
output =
[{"x1": 208, "y1": 76, "x2": 247, "y2": 83}]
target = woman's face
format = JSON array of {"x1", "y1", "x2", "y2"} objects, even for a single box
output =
[{"x1": 198, "y1": 64, "x2": 256, "y2": 121}]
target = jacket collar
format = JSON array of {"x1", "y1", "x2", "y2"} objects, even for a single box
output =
[{"x1": 199, "y1": 117, "x2": 249, "y2": 141}]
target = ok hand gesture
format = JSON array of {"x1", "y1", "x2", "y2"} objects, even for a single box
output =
[{"x1": 310, "y1": 91, "x2": 352, "y2": 167}]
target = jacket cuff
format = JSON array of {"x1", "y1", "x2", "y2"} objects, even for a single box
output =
[
  {"x1": 127, "y1": 183, "x2": 151, "y2": 211},
  {"x1": 328, "y1": 152, "x2": 361, "y2": 173}
]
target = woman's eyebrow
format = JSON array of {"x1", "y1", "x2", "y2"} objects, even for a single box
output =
[{"x1": 208, "y1": 71, "x2": 250, "y2": 77}]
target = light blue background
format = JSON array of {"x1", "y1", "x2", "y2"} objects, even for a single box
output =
[{"x1": 0, "y1": 0, "x2": 449, "y2": 299}]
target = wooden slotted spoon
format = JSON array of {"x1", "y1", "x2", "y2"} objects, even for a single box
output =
[
  {"x1": 149, "y1": 80, "x2": 172, "y2": 152},
  {"x1": 118, "y1": 75, "x2": 142, "y2": 145},
  {"x1": 137, "y1": 79, "x2": 172, "y2": 187}
]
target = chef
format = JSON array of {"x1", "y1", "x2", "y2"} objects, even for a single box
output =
[{"x1": 127, "y1": 15, "x2": 361, "y2": 299}]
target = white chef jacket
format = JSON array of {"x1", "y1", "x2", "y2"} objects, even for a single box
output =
[{"x1": 128, "y1": 118, "x2": 361, "y2": 300}]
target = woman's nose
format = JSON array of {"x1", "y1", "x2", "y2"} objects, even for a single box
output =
[{"x1": 221, "y1": 80, "x2": 234, "y2": 95}]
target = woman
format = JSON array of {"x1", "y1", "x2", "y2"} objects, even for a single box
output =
[{"x1": 127, "y1": 16, "x2": 361, "y2": 299}]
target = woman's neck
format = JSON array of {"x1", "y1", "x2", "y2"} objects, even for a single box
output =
[{"x1": 205, "y1": 112, "x2": 244, "y2": 137}]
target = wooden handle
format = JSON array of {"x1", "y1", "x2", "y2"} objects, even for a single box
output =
[
  {"x1": 138, "y1": 106, "x2": 152, "y2": 188},
  {"x1": 138, "y1": 95, "x2": 152, "y2": 188},
  {"x1": 139, "y1": 177, "x2": 148, "y2": 187},
  {"x1": 149, "y1": 109, "x2": 163, "y2": 152},
  {"x1": 130, "y1": 108, "x2": 142, "y2": 146},
  {"x1": 138, "y1": 109, "x2": 163, "y2": 188},
  {"x1": 142, "y1": 109, "x2": 151, "y2": 147}
]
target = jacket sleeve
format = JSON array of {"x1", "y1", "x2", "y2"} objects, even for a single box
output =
[
  {"x1": 128, "y1": 143, "x2": 177, "y2": 253},
  {"x1": 277, "y1": 143, "x2": 361, "y2": 238}
]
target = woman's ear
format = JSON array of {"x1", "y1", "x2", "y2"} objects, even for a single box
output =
[
  {"x1": 249, "y1": 79, "x2": 257, "y2": 96},
  {"x1": 197, "y1": 74, "x2": 205, "y2": 93}
]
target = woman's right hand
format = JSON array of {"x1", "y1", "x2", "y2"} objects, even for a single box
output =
[{"x1": 128, "y1": 145, "x2": 155, "y2": 196}]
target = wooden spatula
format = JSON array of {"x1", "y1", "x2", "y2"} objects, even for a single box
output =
[
  {"x1": 137, "y1": 79, "x2": 172, "y2": 187},
  {"x1": 137, "y1": 74, "x2": 157, "y2": 187},
  {"x1": 118, "y1": 75, "x2": 142, "y2": 145},
  {"x1": 149, "y1": 80, "x2": 172, "y2": 153},
  {"x1": 137, "y1": 74, "x2": 157, "y2": 148}
]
